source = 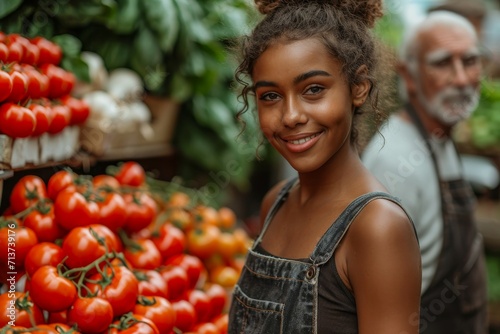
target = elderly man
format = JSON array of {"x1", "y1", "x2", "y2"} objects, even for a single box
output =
[{"x1": 362, "y1": 11, "x2": 488, "y2": 333}]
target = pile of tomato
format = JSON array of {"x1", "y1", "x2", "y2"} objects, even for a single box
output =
[
  {"x1": 0, "y1": 161, "x2": 251, "y2": 333},
  {"x1": 0, "y1": 32, "x2": 90, "y2": 139}
]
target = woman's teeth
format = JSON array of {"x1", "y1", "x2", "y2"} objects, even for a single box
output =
[{"x1": 289, "y1": 133, "x2": 319, "y2": 145}]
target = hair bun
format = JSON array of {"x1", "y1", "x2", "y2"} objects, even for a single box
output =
[{"x1": 254, "y1": 0, "x2": 383, "y2": 28}]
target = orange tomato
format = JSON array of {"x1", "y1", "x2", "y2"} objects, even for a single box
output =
[
  {"x1": 209, "y1": 265, "x2": 240, "y2": 288},
  {"x1": 168, "y1": 191, "x2": 191, "y2": 208},
  {"x1": 167, "y1": 207, "x2": 194, "y2": 231},
  {"x1": 218, "y1": 207, "x2": 237, "y2": 229},
  {"x1": 187, "y1": 225, "x2": 221, "y2": 260},
  {"x1": 194, "y1": 205, "x2": 219, "y2": 226},
  {"x1": 217, "y1": 231, "x2": 239, "y2": 260}
]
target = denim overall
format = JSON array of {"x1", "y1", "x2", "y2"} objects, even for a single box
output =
[
  {"x1": 228, "y1": 178, "x2": 412, "y2": 334},
  {"x1": 406, "y1": 104, "x2": 488, "y2": 334}
]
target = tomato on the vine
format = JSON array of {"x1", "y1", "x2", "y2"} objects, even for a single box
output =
[
  {"x1": 134, "y1": 269, "x2": 168, "y2": 299},
  {"x1": 133, "y1": 296, "x2": 176, "y2": 334},
  {"x1": 23, "y1": 202, "x2": 65, "y2": 243},
  {"x1": 92, "y1": 174, "x2": 121, "y2": 190},
  {"x1": 47, "y1": 169, "x2": 76, "y2": 201},
  {"x1": 0, "y1": 102, "x2": 36, "y2": 138},
  {"x1": 164, "y1": 253, "x2": 205, "y2": 289},
  {"x1": 85, "y1": 265, "x2": 139, "y2": 317},
  {"x1": 114, "y1": 161, "x2": 146, "y2": 187},
  {"x1": 122, "y1": 192, "x2": 158, "y2": 234},
  {"x1": 158, "y1": 265, "x2": 189, "y2": 301},
  {"x1": 61, "y1": 225, "x2": 112, "y2": 269},
  {"x1": 0, "y1": 223, "x2": 38, "y2": 268},
  {"x1": 54, "y1": 188, "x2": 99, "y2": 230},
  {"x1": 108, "y1": 314, "x2": 160, "y2": 334},
  {"x1": 0, "y1": 70, "x2": 12, "y2": 102},
  {"x1": 123, "y1": 239, "x2": 162, "y2": 270},
  {"x1": 24, "y1": 242, "x2": 65, "y2": 277},
  {"x1": 95, "y1": 192, "x2": 127, "y2": 232},
  {"x1": 30, "y1": 323, "x2": 81, "y2": 334},
  {"x1": 172, "y1": 299, "x2": 197, "y2": 333},
  {"x1": 67, "y1": 297, "x2": 114, "y2": 334},
  {"x1": 29, "y1": 265, "x2": 77, "y2": 312},
  {"x1": 150, "y1": 223, "x2": 186, "y2": 260},
  {"x1": 0, "y1": 292, "x2": 45, "y2": 327}
]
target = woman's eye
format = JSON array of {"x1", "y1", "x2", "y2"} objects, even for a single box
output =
[
  {"x1": 260, "y1": 92, "x2": 280, "y2": 101},
  {"x1": 305, "y1": 86, "x2": 324, "y2": 95}
]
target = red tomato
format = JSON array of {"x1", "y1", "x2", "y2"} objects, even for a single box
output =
[
  {"x1": 9, "y1": 175, "x2": 47, "y2": 214},
  {"x1": 28, "y1": 103, "x2": 51, "y2": 136},
  {"x1": 133, "y1": 296, "x2": 176, "y2": 334},
  {"x1": 60, "y1": 95, "x2": 90, "y2": 125},
  {"x1": 6, "y1": 41, "x2": 23, "y2": 63},
  {"x1": 0, "y1": 43, "x2": 8, "y2": 62},
  {"x1": 54, "y1": 188, "x2": 99, "y2": 230},
  {"x1": 89, "y1": 223, "x2": 123, "y2": 253},
  {"x1": 123, "y1": 239, "x2": 162, "y2": 270},
  {"x1": 40, "y1": 64, "x2": 75, "y2": 98},
  {"x1": 0, "y1": 70, "x2": 12, "y2": 102},
  {"x1": 183, "y1": 289, "x2": 211, "y2": 324},
  {"x1": 47, "y1": 169, "x2": 76, "y2": 201},
  {"x1": 205, "y1": 283, "x2": 228, "y2": 320},
  {"x1": 108, "y1": 314, "x2": 160, "y2": 334},
  {"x1": 24, "y1": 242, "x2": 65, "y2": 278},
  {"x1": 122, "y1": 192, "x2": 158, "y2": 234},
  {"x1": 46, "y1": 103, "x2": 71, "y2": 134},
  {"x1": 115, "y1": 161, "x2": 146, "y2": 186},
  {"x1": 135, "y1": 269, "x2": 168, "y2": 299},
  {"x1": 30, "y1": 323, "x2": 81, "y2": 334},
  {"x1": 61, "y1": 225, "x2": 111, "y2": 269},
  {"x1": 23, "y1": 202, "x2": 65, "y2": 242},
  {"x1": 212, "y1": 313, "x2": 229, "y2": 334},
  {"x1": 22, "y1": 42, "x2": 40, "y2": 65},
  {"x1": 0, "y1": 224, "x2": 38, "y2": 268},
  {"x1": 47, "y1": 310, "x2": 69, "y2": 324},
  {"x1": 68, "y1": 297, "x2": 113, "y2": 333},
  {"x1": 92, "y1": 174, "x2": 121, "y2": 190},
  {"x1": 186, "y1": 225, "x2": 221, "y2": 260},
  {"x1": 0, "y1": 102, "x2": 36, "y2": 138},
  {"x1": 165, "y1": 254, "x2": 205, "y2": 290},
  {"x1": 22, "y1": 65, "x2": 49, "y2": 99},
  {"x1": 0, "y1": 292, "x2": 45, "y2": 327},
  {"x1": 158, "y1": 265, "x2": 189, "y2": 301},
  {"x1": 192, "y1": 322, "x2": 220, "y2": 334},
  {"x1": 95, "y1": 192, "x2": 127, "y2": 232},
  {"x1": 31, "y1": 37, "x2": 62, "y2": 65},
  {"x1": 30, "y1": 265, "x2": 77, "y2": 312},
  {"x1": 151, "y1": 223, "x2": 186, "y2": 260},
  {"x1": 86, "y1": 265, "x2": 139, "y2": 317},
  {"x1": 7, "y1": 70, "x2": 29, "y2": 102},
  {"x1": 172, "y1": 300, "x2": 197, "y2": 332}
]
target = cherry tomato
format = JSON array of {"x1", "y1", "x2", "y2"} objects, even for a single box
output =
[
  {"x1": 28, "y1": 103, "x2": 51, "y2": 136},
  {"x1": 186, "y1": 225, "x2": 221, "y2": 260},
  {"x1": 47, "y1": 169, "x2": 76, "y2": 201},
  {"x1": 30, "y1": 265, "x2": 77, "y2": 312},
  {"x1": 115, "y1": 161, "x2": 146, "y2": 186},
  {"x1": 60, "y1": 95, "x2": 90, "y2": 125},
  {"x1": 68, "y1": 297, "x2": 113, "y2": 333},
  {"x1": 54, "y1": 188, "x2": 99, "y2": 230},
  {"x1": 182, "y1": 289, "x2": 211, "y2": 324},
  {"x1": 31, "y1": 37, "x2": 62, "y2": 65},
  {"x1": 172, "y1": 300, "x2": 197, "y2": 332},
  {"x1": 123, "y1": 239, "x2": 162, "y2": 270},
  {"x1": 0, "y1": 102, "x2": 36, "y2": 138},
  {"x1": 151, "y1": 223, "x2": 186, "y2": 260},
  {"x1": 122, "y1": 192, "x2": 158, "y2": 234},
  {"x1": 133, "y1": 296, "x2": 176, "y2": 334},
  {"x1": 24, "y1": 242, "x2": 65, "y2": 278},
  {"x1": 0, "y1": 292, "x2": 45, "y2": 327},
  {"x1": 7, "y1": 70, "x2": 29, "y2": 102},
  {"x1": 165, "y1": 254, "x2": 205, "y2": 289},
  {"x1": 95, "y1": 192, "x2": 127, "y2": 232},
  {"x1": 61, "y1": 225, "x2": 112, "y2": 269},
  {"x1": 23, "y1": 202, "x2": 65, "y2": 243},
  {"x1": 0, "y1": 224, "x2": 38, "y2": 268},
  {"x1": 47, "y1": 103, "x2": 71, "y2": 134},
  {"x1": 0, "y1": 70, "x2": 13, "y2": 102},
  {"x1": 134, "y1": 269, "x2": 168, "y2": 299},
  {"x1": 108, "y1": 314, "x2": 160, "y2": 334},
  {"x1": 40, "y1": 64, "x2": 75, "y2": 98},
  {"x1": 158, "y1": 265, "x2": 189, "y2": 301},
  {"x1": 86, "y1": 265, "x2": 139, "y2": 317}
]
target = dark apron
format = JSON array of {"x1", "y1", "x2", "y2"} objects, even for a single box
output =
[{"x1": 406, "y1": 104, "x2": 488, "y2": 334}]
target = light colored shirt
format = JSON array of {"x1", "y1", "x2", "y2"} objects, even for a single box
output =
[{"x1": 362, "y1": 114, "x2": 463, "y2": 293}]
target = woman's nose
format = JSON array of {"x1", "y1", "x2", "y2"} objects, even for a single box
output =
[{"x1": 282, "y1": 97, "x2": 306, "y2": 128}]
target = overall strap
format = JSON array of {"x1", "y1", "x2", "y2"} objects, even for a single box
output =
[
  {"x1": 310, "y1": 192, "x2": 415, "y2": 265},
  {"x1": 252, "y1": 177, "x2": 298, "y2": 248}
]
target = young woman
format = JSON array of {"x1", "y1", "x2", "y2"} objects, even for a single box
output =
[{"x1": 228, "y1": 1, "x2": 422, "y2": 333}]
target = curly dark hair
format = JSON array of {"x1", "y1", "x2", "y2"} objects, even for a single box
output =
[{"x1": 235, "y1": 0, "x2": 393, "y2": 149}]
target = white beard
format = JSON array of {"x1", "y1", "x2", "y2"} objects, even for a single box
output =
[{"x1": 417, "y1": 85, "x2": 480, "y2": 126}]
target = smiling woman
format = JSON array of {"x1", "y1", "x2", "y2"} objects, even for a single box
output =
[{"x1": 227, "y1": 1, "x2": 422, "y2": 334}]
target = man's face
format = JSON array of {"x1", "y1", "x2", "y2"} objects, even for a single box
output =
[{"x1": 412, "y1": 24, "x2": 482, "y2": 126}]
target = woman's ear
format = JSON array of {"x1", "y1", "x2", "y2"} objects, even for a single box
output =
[{"x1": 352, "y1": 65, "x2": 371, "y2": 108}]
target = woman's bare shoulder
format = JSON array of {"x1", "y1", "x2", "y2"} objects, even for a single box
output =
[{"x1": 259, "y1": 179, "x2": 293, "y2": 224}]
